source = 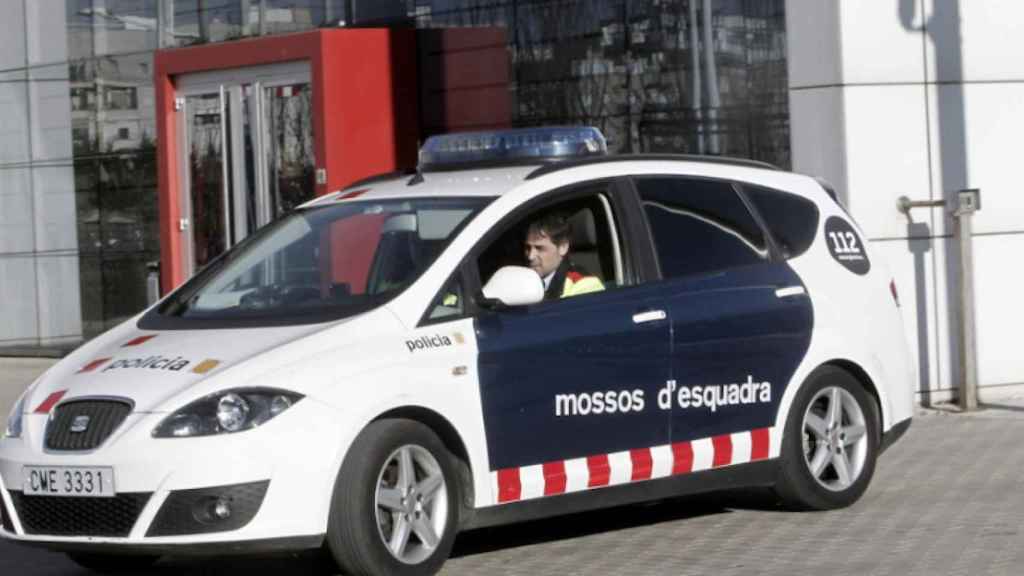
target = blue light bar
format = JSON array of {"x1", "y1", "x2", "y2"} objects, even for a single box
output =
[{"x1": 418, "y1": 126, "x2": 607, "y2": 170}]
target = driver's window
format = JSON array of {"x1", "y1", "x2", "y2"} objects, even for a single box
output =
[{"x1": 476, "y1": 192, "x2": 623, "y2": 303}]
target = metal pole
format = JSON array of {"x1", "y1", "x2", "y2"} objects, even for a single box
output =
[
  {"x1": 701, "y1": 0, "x2": 721, "y2": 154},
  {"x1": 198, "y1": 0, "x2": 209, "y2": 42},
  {"x1": 954, "y1": 191, "x2": 980, "y2": 411},
  {"x1": 688, "y1": 0, "x2": 704, "y2": 154},
  {"x1": 897, "y1": 191, "x2": 981, "y2": 411}
]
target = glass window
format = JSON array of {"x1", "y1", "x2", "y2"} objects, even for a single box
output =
[
  {"x1": 636, "y1": 177, "x2": 767, "y2": 280},
  {"x1": 65, "y1": 0, "x2": 158, "y2": 60},
  {"x1": 166, "y1": 0, "x2": 347, "y2": 46},
  {"x1": 742, "y1": 185, "x2": 819, "y2": 259},
  {"x1": 412, "y1": 0, "x2": 790, "y2": 168},
  {"x1": 474, "y1": 192, "x2": 619, "y2": 303},
  {"x1": 78, "y1": 253, "x2": 151, "y2": 336},
  {"x1": 155, "y1": 197, "x2": 488, "y2": 325},
  {"x1": 263, "y1": 83, "x2": 315, "y2": 216},
  {"x1": 69, "y1": 58, "x2": 160, "y2": 341}
]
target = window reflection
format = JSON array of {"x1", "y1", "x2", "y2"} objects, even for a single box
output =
[
  {"x1": 264, "y1": 83, "x2": 315, "y2": 216},
  {"x1": 67, "y1": 52, "x2": 158, "y2": 339},
  {"x1": 412, "y1": 0, "x2": 789, "y2": 168},
  {"x1": 3, "y1": 0, "x2": 790, "y2": 347},
  {"x1": 66, "y1": 0, "x2": 159, "y2": 59},
  {"x1": 167, "y1": 0, "x2": 347, "y2": 46}
]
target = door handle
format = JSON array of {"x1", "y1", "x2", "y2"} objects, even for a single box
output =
[
  {"x1": 775, "y1": 286, "x2": 806, "y2": 298},
  {"x1": 632, "y1": 309, "x2": 667, "y2": 324}
]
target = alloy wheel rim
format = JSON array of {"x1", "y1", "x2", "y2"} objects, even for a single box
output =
[
  {"x1": 374, "y1": 444, "x2": 449, "y2": 564},
  {"x1": 801, "y1": 386, "x2": 868, "y2": 492}
]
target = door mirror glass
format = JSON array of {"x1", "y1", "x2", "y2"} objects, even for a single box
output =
[{"x1": 482, "y1": 266, "x2": 544, "y2": 306}]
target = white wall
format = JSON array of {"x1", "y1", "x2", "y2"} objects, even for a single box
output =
[{"x1": 786, "y1": 0, "x2": 1024, "y2": 402}]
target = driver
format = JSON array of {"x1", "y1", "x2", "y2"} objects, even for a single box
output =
[{"x1": 524, "y1": 211, "x2": 604, "y2": 300}]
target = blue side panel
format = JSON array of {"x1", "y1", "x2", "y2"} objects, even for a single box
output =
[
  {"x1": 664, "y1": 262, "x2": 814, "y2": 442},
  {"x1": 475, "y1": 285, "x2": 671, "y2": 471}
]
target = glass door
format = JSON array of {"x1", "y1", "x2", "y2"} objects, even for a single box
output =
[
  {"x1": 183, "y1": 91, "x2": 231, "y2": 269},
  {"x1": 176, "y1": 62, "x2": 314, "y2": 277}
]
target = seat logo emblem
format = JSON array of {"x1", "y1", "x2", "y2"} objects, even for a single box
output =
[{"x1": 70, "y1": 415, "x2": 91, "y2": 434}]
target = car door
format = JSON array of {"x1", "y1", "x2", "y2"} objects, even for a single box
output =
[
  {"x1": 472, "y1": 183, "x2": 672, "y2": 502},
  {"x1": 633, "y1": 176, "x2": 814, "y2": 466}
]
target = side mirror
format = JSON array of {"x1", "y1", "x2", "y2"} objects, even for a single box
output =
[{"x1": 481, "y1": 266, "x2": 544, "y2": 307}]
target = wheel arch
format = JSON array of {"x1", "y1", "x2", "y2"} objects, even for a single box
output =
[
  {"x1": 372, "y1": 406, "x2": 475, "y2": 513},
  {"x1": 818, "y1": 359, "x2": 884, "y2": 441}
]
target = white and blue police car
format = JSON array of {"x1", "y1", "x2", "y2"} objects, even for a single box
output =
[{"x1": 0, "y1": 127, "x2": 914, "y2": 575}]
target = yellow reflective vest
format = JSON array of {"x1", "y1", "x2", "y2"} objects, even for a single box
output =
[{"x1": 560, "y1": 270, "x2": 605, "y2": 298}]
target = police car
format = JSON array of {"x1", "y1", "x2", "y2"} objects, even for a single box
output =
[{"x1": 0, "y1": 127, "x2": 913, "y2": 575}]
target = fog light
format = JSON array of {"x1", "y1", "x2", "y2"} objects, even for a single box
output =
[
  {"x1": 192, "y1": 495, "x2": 234, "y2": 525},
  {"x1": 148, "y1": 481, "x2": 269, "y2": 537},
  {"x1": 211, "y1": 498, "x2": 232, "y2": 521}
]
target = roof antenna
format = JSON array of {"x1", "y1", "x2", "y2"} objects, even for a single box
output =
[{"x1": 407, "y1": 169, "x2": 424, "y2": 186}]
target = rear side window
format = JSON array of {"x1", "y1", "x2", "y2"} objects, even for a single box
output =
[
  {"x1": 743, "y1": 185, "x2": 820, "y2": 259},
  {"x1": 636, "y1": 177, "x2": 768, "y2": 280}
]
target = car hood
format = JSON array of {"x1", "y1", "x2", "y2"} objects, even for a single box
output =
[{"x1": 21, "y1": 311, "x2": 392, "y2": 415}]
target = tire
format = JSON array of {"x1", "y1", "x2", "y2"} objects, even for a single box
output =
[
  {"x1": 326, "y1": 419, "x2": 460, "y2": 576},
  {"x1": 775, "y1": 365, "x2": 880, "y2": 510},
  {"x1": 65, "y1": 552, "x2": 159, "y2": 574}
]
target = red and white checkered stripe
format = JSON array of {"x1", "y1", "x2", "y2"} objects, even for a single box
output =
[{"x1": 491, "y1": 427, "x2": 779, "y2": 504}]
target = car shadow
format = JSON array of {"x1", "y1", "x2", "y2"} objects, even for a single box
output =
[
  {"x1": 54, "y1": 489, "x2": 782, "y2": 575},
  {"x1": 450, "y1": 488, "x2": 782, "y2": 559}
]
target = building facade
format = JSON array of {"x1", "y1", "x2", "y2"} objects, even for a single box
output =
[
  {"x1": 2, "y1": 1, "x2": 1016, "y2": 404},
  {"x1": 0, "y1": 0, "x2": 788, "y2": 349},
  {"x1": 786, "y1": 0, "x2": 1024, "y2": 403}
]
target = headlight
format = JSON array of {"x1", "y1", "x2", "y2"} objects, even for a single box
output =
[
  {"x1": 152, "y1": 388, "x2": 303, "y2": 438},
  {"x1": 3, "y1": 393, "x2": 27, "y2": 439}
]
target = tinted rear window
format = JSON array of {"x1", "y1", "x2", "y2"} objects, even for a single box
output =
[
  {"x1": 636, "y1": 177, "x2": 769, "y2": 280},
  {"x1": 743, "y1": 185, "x2": 820, "y2": 259}
]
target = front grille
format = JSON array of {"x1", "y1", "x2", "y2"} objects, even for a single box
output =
[
  {"x1": 1, "y1": 496, "x2": 13, "y2": 533},
  {"x1": 9, "y1": 491, "x2": 151, "y2": 537},
  {"x1": 45, "y1": 399, "x2": 132, "y2": 451}
]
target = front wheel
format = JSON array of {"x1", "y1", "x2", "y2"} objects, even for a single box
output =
[
  {"x1": 776, "y1": 366, "x2": 879, "y2": 510},
  {"x1": 326, "y1": 419, "x2": 460, "y2": 576}
]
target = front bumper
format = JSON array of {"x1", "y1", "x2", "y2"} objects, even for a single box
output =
[
  {"x1": 0, "y1": 397, "x2": 344, "y2": 551},
  {"x1": 11, "y1": 533, "x2": 325, "y2": 557}
]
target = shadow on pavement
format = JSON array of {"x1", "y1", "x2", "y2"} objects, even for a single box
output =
[
  {"x1": 28, "y1": 489, "x2": 782, "y2": 575},
  {"x1": 451, "y1": 487, "x2": 781, "y2": 559},
  {"x1": 978, "y1": 402, "x2": 1024, "y2": 413}
]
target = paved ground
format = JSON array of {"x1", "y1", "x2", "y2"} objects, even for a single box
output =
[
  {"x1": 2, "y1": 359, "x2": 1023, "y2": 575},
  {"x1": 0, "y1": 358, "x2": 56, "y2": 415}
]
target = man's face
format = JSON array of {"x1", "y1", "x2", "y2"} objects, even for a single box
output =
[{"x1": 525, "y1": 230, "x2": 569, "y2": 278}]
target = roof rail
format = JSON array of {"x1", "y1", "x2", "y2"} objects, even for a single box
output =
[{"x1": 525, "y1": 153, "x2": 781, "y2": 180}]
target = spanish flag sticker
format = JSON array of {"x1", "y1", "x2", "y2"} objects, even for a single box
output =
[{"x1": 192, "y1": 359, "x2": 221, "y2": 374}]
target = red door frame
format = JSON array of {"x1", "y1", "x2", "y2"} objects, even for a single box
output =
[{"x1": 154, "y1": 29, "x2": 419, "y2": 293}]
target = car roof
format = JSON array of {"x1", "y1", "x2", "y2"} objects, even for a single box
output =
[{"x1": 301, "y1": 155, "x2": 813, "y2": 208}]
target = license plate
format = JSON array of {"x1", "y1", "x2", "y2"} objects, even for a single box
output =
[{"x1": 22, "y1": 466, "x2": 116, "y2": 498}]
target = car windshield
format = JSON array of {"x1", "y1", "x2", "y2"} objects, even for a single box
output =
[{"x1": 154, "y1": 197, "x2": 489, "y2": 325}]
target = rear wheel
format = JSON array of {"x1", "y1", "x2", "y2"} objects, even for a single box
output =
[
  {"x1": 326, "y1": 419, "x2": 459, "y2": 576},
  {"x1": 776, "y1": 366, "x2": 879, "y2": 510},
  {"x1": 65, "y1": 552, "x2": 159, "y2": 574}
]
